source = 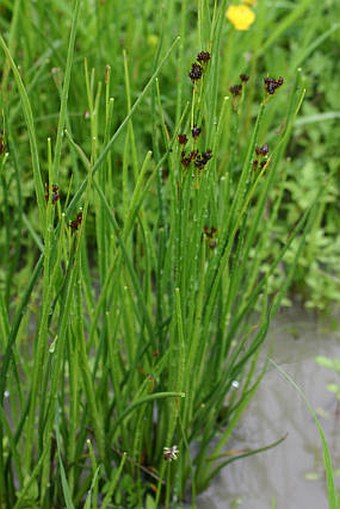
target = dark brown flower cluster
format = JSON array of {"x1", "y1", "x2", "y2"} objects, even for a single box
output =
[
  {"x1": 255, "y1": 143, "x2": 269, "y2": 156},
  {"x1": 264, "y1": 76, "x2": 284, "y2": 95},
  {"x1": 194, "y1": 149, "x2": 212, "y2": 169},
  {"x1": 44, "y1": 183, "x2": 60, "y2": 205},
  {"x1": 0, "y1": 129, "x2": 6, "y2": 155},
  {"x1": 191, "y1": 125, "x2": 201, "y2": 138},
  {"x1": 196, "y1": 51, "x2": 211, "y2": 64},
  {"x1": 69, "y1": 211, "x2": 83, "y2": 233},
  {"x1": 180, "y1": 149, "x2": 198, "y2": 168},
  {"x1": 180, "y1": 148, "x2": 212, "y2": 170},
  {"x1": 204, "y1": 225, "x2": 217, "y2": 249},
  {"x1": 188, "y1": 51, "x2": 211, "y2": 82},
  {"x1": 253, "y1": 143, "x2": 269, "y2": 170},
  {"x1": 178, "y1": 124, "x2": 212, "y2": 170},
  {"x1": 229, "y1": 84, "x2": 242, "y2": 97},
  {"x1": 177, "y1": 133, "x2": 188, "y2": 145},
  {"x1": 229, "y1": 74, "x2": 250, "y2": 97},
  {"x1": 189, "y1": 63, "x2": 203, "y2": 82},
  {"x1": 178, "y1": 124, "x2": 202, "y2": 146},
  {"x1": 240, "y1": 73, "x2": 250, "y2": 83}
]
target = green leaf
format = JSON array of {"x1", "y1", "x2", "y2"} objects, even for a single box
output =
[
  {"x1": 145, "y1": 494, "x2": 157, "y2": 509},
  {"x1": 56, "y1": 410, "x2": 75, "y2": 509},
  {"x1": 316, "y1": 356, "x2": 340, "y2": 372}
]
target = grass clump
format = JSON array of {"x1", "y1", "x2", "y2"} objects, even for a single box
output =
[{"x1": 0, "y1": 0, "x2": 338, "y2": 507}]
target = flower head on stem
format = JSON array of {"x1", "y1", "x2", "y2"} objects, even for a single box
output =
[{"x1": 163, "y1": 445, "x2": 179, "y2": 462}]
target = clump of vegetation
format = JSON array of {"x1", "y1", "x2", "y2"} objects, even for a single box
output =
[{"x1": 0, "y1": 0, "x2": 338, "y2": 507}]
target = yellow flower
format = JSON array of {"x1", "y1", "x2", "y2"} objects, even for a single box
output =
[{"x1": 226, "y1": 4, "x2": 256, "y2": 31}]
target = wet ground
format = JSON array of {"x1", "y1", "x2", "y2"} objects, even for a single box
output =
[{"x1": 197, "y1": 308, "x2": 340, "y2": 509}]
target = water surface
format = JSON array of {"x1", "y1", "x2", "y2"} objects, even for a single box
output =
[{"x1": 197, "y1": 309, "x2": 340, "y2": 509}]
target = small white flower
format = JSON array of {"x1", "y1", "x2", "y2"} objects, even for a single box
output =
[
  {"x1": 231, "y1": 380, "x2": 240, "y2": 389},
  {"x1": 163, "y1": 445, "x2": 179, "y2": 462}
]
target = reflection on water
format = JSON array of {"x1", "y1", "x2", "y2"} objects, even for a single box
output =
[{"x1": 197, "y1": 309, "x2": 340, "y2": 509}]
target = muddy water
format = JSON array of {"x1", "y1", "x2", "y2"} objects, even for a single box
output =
[{"x1": 197, "y1": 309, "x2": 340, "y2": 509}]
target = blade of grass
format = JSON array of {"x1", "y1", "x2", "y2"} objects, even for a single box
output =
[
  {"x1": 255, "y1": 0, "x2": 315, "y2": 57},
  {"x1": 269, "y1": 358, "x2": 338, "y2": 509},
  {"x1": 13, "y1": 446, "x2": 50, "y2": 509},
  {"x1": 55, "y1": 411, "x2": 76, "y2": 509},
  {"x1": 52, "y1": 0, "x2": 80, "y2": 182},
  {"x1": 65, "y1": 35, "x2": 180, "y2": 217},
  {"x1": 205, "y1": 433, "x2": 288, "y2": 487},
  {"x1": 100, "y1": 453, "x2": 127, "y2": 509},
  {"x1": 0, "y1": 34, "x2": 45, "y2": 225},
  {"x1": 83, "y1": 466, "x2": 100, "y2": 509},
  {"x1": 110, "y1": 391, "x2": 185, "y2": 440}
]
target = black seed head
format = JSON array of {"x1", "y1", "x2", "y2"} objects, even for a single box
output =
[
  {"x1": 194, "y1": 149, "x2": 212, "y2": 170},
  {"x1": 204, "y1": 225, "x2": 217, "y2": 238},
  {"x1": 202, "y1": 149, "x2": 212, "y2": 162},
  {"x1": 181, "y1": 149, "x2": 200, "y2": 168},
  {"x1": 177, "y1": 133, "x2": 188, "y2": 145},
  {"x1": 255, "y1": 144, "x2": 269, "y2": 156},
  {"x1": 229, "y1": 84, "x2": 242, "y2": 97},
  {"x1": 189, "y1": 63, "x2": 203, "y2": 82},
  {"x1": 196, "y1": 51, "x2": 211, "y2": 64},
  {"x1": 240, "y1": 74, "x2": 249, "y2": 83},
  {"x1": 191, "y1": 125, "x2": 201, "y2": 138},
  {"x1": 70, "y1": 211, "x2": 83, "y2": 233},
  {"x1": 45, "y1": 183, "x2": 60, "y2": 205},
  {"x1": 0, "y1": 130, "x2": 6, "y2": 155},
  {"x1": 264, "y1": 76, "x2": 284, "y2": 95}
]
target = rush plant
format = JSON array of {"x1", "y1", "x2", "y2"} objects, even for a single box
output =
[{"x1": 0, "y1": 0, "x2": 334, "y2": 507}]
